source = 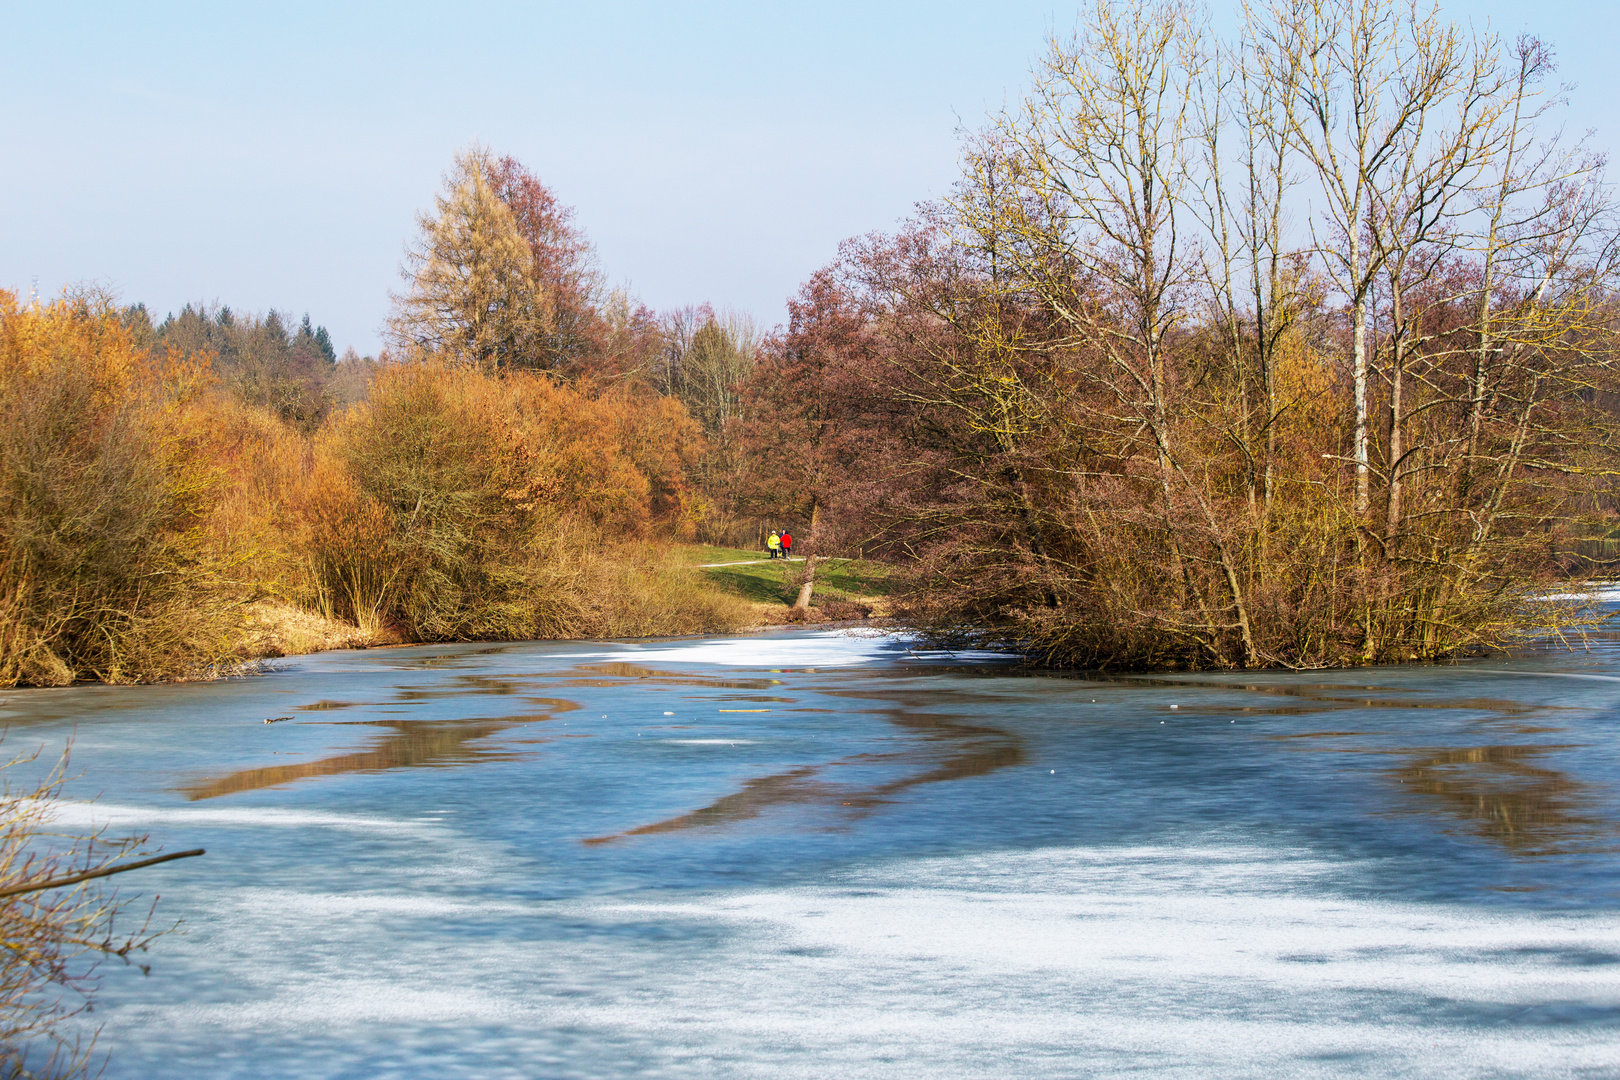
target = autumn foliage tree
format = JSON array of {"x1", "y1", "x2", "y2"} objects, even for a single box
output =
[
  {"x1": 726, "y1": 270, "x2": 917, "y2": 607},
  {"x1": 293, "y1": 361, "x2": 722, "y2": 640},
  {"x1": 485, "y1": 154, "x2": 610, "y2": 374}
]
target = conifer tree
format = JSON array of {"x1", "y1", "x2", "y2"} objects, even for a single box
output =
[{"x1": 387, "y1": 145, "x2": 551, "y2": 369}]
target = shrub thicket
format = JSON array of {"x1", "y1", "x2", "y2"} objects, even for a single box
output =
[
  {"x1": 297, "y1": 363, "x2": 734, "y2": 641},
  {"x1": 0, "y1": 291, "x2": 239, "y2": 685},
  {"x1": 721, "y1": 4, "x2": 1620, "y2": 669},
  {"x1": 0, "y1": 295, "x2": 744, "y2": 687}
]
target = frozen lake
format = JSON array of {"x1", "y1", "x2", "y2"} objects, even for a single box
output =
[{"x1": 4, "y1": 629, "x2": 1619, "y2": 1077}]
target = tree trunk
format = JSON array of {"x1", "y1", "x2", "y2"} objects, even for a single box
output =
[
  {"x1": 793, "y1": 500, "x2": 823, "y2": 612},
  {"x1": 793, "y1": 554, "x2": 818, "y2": 612},
  {"x1": 1386, "y1": 282, "x2": 1406, "y2": 544},
  {"x1": 1352, "y1": 284, "x2": 1370, "y2": 516},
  {"x1": 1386, "y1": 346, "x2": 1404, "y2": 541}
]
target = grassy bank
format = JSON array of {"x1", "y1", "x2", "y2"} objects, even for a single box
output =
[{"x1": 690, "y1": 548, "x2": 893, "y2": 624}]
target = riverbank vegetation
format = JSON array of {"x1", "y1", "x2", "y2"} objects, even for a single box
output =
[
  {"x1": 4, "y1": 0, "x2": 1619, "y2": 685},
  {"x1": 739, "y1": 0, "x2": 1620, "y2": 668},
  {"x1": 0, "y1": 287, "x2": 750, "y2": 685}
]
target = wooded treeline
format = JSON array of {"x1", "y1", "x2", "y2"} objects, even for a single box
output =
[{"x1": 3, "y1": 0, "x2": 1618, "y2": 686}]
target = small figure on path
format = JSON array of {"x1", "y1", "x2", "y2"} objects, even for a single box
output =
[
  {"x1": 781, "y1": 531, "x2": 793, "y2": 559},
  {"x1": 767, "y1": 530, "x2": 781, "y2": 559}
]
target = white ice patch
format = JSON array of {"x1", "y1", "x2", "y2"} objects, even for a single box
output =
[
  {"x1": 42, "y1": 800, "x2": 442, "y2": 836},
  {"x1": 1542, "y1": 583, "x2": 1620, "y2": 602},
  {"x1": 611, "y1": 848, "x2": 1620, "y2": 1004},
  {"x1": 223, "y1": 886, "x2": 533, "y2": 920},
  {"x1": 85, "y1": 843, "x2": 1620, "y2": 1079},
  {"x1": 1465, "y1": 668, "x2": 1620, "y2": 683},
  {"x1": 569, "y1": 631, "x2": 1014, "y2": 670},
  {"x1": 568, "y1": 631, "x2": 905, "y2": 668},
  {"x1": 661, "y1": 738, "x2": 757, "y2": 745}
]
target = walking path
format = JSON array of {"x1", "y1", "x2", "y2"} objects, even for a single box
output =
[{"x1": 698, "y1": 557, "x2": 806, "y2": 568}]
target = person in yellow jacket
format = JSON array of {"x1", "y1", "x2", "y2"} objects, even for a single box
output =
[{"x1": 766, "y1": 531, "x2": 782, "y2": 559}]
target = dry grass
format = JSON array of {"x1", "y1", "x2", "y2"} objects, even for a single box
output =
[
  {"x1": 586, "y1": 546, "x2": 750, "y2": 638},
  {"x1": 235, "y1": 601, "x2": 395, "y2": 658}
]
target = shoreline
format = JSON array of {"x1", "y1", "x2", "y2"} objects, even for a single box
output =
[{"x1": 0, "y1": 611, "x2": 908, "y2": 691}]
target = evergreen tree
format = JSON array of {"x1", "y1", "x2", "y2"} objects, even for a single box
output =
[{"x1": 386, "y1": 145, "x2": 550, "y2": 369}]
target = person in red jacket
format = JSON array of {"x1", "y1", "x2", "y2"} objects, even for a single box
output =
[{"x1": 781, "y1": 531, "x2": 793, "y2": 559}]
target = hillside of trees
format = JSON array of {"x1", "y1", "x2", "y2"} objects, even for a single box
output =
[{"x1": 3, "y1": 0, "x2": 1619, "y2": 686}]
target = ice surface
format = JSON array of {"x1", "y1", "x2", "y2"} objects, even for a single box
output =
[
  {"x1": 661, "y1": 738, "x2": 758, "y2": 745},
  {"x1": 26, "y1": 624, "x2": 1618, "y2": 1079},
  {"x1": 88, "y1": 843, "x2": 1620, "y2": 1079}
]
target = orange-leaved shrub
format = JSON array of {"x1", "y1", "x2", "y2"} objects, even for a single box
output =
[
  {"x1": 297, "y1": 362, "x2": 740, "y2": 642},
  {"x1": 191, "y1": 392, "x2": 311, "y2": 596},
  {"x1": 0, "y1": 290, "x2": 241, "y2": 686}
]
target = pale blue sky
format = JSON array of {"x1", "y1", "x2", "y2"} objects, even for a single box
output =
[{"x1": 1, "y1": 1, "x2": 1615, "y2": 354}]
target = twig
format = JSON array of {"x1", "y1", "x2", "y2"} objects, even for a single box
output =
[{"x1": 0, "y1": 849, "x2": 206, "y2": 901}]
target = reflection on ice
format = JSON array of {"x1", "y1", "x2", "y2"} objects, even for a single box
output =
[
  {"x1": 1393, "y1": 744, "x2": 1610, "y2": 855},
  {"x1": 585, "y1": 701, "x2": 1023, "y2": 845},
  {"x1": 178, "y1": 713, "x2": 566, "y2": 801},
  {"x1": 559, "y1": 662, "x2": 783, "y2": 690}
]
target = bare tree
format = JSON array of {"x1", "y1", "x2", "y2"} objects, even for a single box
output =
[
  {"x1": 680, "y1": 311, "x2": 760, "y2": 435},
  {"x1": 952, "y1": 0, "x2": 1268, "y2": 662},
  {"x1": 1252, "y1": 0, "x2": 1510, "y2": 516},
  {"x1": 655, "y1": 304, "x2": 713, "y2": 398}
]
